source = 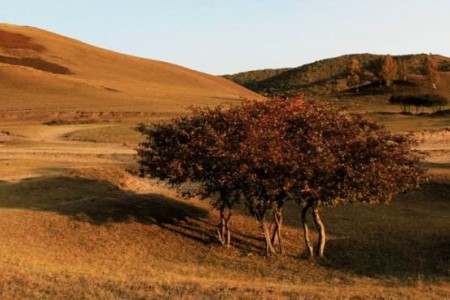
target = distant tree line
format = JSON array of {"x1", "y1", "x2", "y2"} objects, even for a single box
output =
[
  {"x1": 439, "y1": 61, "x2": 450, "y2": 72},
  {"x1": 346, "y1": 54, "x2": 441, "y2": 90},
  {"x1": 137, "y1": 98, "x2": 425, "y2": 258},
  {"x1": 224, "y1": 54, "x2": 449, "y2": 97}
]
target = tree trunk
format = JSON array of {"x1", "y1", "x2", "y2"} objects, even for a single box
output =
[
  {"x1": 270, "y1": 203, "x2": 285, "y2": 254},
  {"x1": 262, "y1": 217, "x2": 276, "y2": 256},
  {"x1": 216, "y1": 197, "x2": 232, "y2": 247},
  {"x1": 312, "y1": 206, "x2": 326, "y2": 258},
  {"x1": 271, "y1": 206, "x2": 284, "y2": 254},
  {"x1": 216, "y1": 209, "x2": 225, "y2": 245},
  {"x1": 224, "y1": 206, "x2": 231, "y2": 247},
  {"x1": 301, "y1": 203, "x2": 314, "y2": 257},
  {"x1": 255, "y1": 209, "x2": 276, "y2": 256}
]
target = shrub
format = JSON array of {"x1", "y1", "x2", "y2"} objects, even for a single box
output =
[
  {"x1": 439, "y1": 61, "x2": 450, "y2": 72},
  {"x1": 390, "y1": 94, "x2": 448, "y2": 113}
]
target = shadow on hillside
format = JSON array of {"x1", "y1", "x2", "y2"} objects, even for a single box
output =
[
  {"x1": 0, "y1": 175, "x2": 264, "y2": 252},
  {"x1": 423, "y1": 161, "x2": 450, "y2": 170},
  {"x1": 320, "y1": 182, "x2": 450, "y2": 278},
  {"x1": 210, "y1": 96, "x2": 246, "y2": 102},
  {"x1": 324, "y1": 235, "x2": 449, "y2": 278},
  {"x1": 372, "y1": 111, "x2": 401, "y2": 116},
  {"x1": 0, "y1": 175, "x2": 208, "y2": 226}
]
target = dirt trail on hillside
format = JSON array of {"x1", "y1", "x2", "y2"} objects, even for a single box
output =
[
  {"x1": 1, "y1": 124, "x2": 114, "y2": 142},
  {"x1": 0, "y1": 124, "x2": 135, "y2": 180},
  {"x1": 415, "y1": 129, "x2": 450, "y2": 165},
  {"x1": 0, "y1": 124, "x2": 134, "y2": 154},
  {"x1": 30, "y1": 125, "x2": 106, "y2": 142},
  {"x1": 415, "y1": 128, "x2": 450, "y2": 151},
  {"x1": 413, "y1": 128, "x2": 450, "y2": 182}
]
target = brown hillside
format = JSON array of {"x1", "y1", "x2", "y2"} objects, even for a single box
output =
[
  {"x1": 0, "y1": 24, "x2": 261, "y2": 119},
  {"x1": 0, "y1": 29, "x2": 46, "y2": 51}
]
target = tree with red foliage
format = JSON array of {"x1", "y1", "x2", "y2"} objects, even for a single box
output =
[
  {"x1": 137, "y1": 97, "x2": 425, "y2": 257},
  {"x1": 137, "y1": 105, "x2": 251, "y2": 247},
  {"x1": 235, "y1": 98, "x2": 309, "y2": 254},
  {"x1": 280, "y1": 106, "x2": 425, "y2": 257}
]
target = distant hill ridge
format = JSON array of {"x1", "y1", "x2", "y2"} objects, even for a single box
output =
[
  {"x1": 223, "y1": 68, "x2": 292, "y2": 90},
  {"x1": 0, "y1": 24, "x2": 261, "y2": 119},
  {"x1": 224, "y1": 53, "x2": 450, "y2": 97}
]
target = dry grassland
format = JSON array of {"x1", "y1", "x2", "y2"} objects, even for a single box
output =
[
  {"x1": 0, "y1": 23, "x2": 449, "y2": 300},
  {"x1": 0, "y1": 117, "x2": 449, "y2": 299},
  {"x1": 0, "y1": 24, "x2": 261, "y2": 120}
]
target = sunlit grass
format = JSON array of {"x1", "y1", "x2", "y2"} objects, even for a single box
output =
[{"x1": 0, "y1": 167, "x2": 448, "y2": 299}]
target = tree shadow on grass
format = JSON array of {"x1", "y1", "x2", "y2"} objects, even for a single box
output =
[
  {"x1": 319, "y1": 182, "x2": 450, "y2": 278},
  {"x1": 0, "y1": 175, "x2": 207, "y2": 225},
  {"x1": 372, "y1": 111, "x2": 402, "y2": 116},
  {"x1": 158, "y1": 218, "x2": 264, "y2": 253},
  {"x1": 422, "y1": 161, "x2": 450, "y2": 170},
  {"x1": 0, "y1": 175, "x2": 263, "y2": 251},
  {"x1": 324, "y1": 235, "x2": 449, "y2": 279}
]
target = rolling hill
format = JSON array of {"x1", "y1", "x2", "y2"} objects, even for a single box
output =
[
  {"x1": 0, "y1": 24, "x2": 261, "y2": 120},
  {"x1": 222, "y1": 68, "x2": 292, "y2": 90},
  {"x1": 0, "y1": 24, "x2": 449, "y2": 299},
  {"x1": 225, "y1": 53, "x2": 450, "y2": 98}
]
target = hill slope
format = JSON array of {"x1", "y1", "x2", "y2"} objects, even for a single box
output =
[
  {"x1": 222, "y1": 68, "x2": 292, "y2": 90},
  {"x1": 225, "y1": 53, "x2": 450, "y2": 98},
  {"x1": 0, "y1": 24, "x2": 260, "y2": 119}
]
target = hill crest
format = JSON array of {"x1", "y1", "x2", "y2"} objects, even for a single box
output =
[
  {"x1": 224, "y1": 53, "x2": 450, "y2": 98},
  {"x1": 0, "y1": 24, "x2": 261, "y2": 119}
]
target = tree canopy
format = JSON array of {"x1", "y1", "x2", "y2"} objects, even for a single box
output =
[
  {"x1": 381, "y1": 55, "x2": 398, "y2": 86},
  {"x1": 347, "y1": 57, "x2": 363, "y2": 91},
  {"x1": 425, "y1": 55, "x2": 440, "y2": 90},
  {"x1": 137, "y1": 98, "x2": 425, "y2": 257}
]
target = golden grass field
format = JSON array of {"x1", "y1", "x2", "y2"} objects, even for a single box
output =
[
  {"x1": 0, "y1": 117, "x2": 448, "y2": 299},
  {"x1": 0, "y1": 24, "x2": 261, "y2": 119},
  {"x1": 0, "y1": 24, "x2": 449, "y2": 299}
]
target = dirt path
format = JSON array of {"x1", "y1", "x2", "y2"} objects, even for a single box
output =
[
  {"x1": 0, "y1": 123, "x2": 135, "y2": 180},
  {"x1": 31, "y1": 125, "x2": 106, "y2": 142},
  {"x1": 415, "y1": 128, "x2": 450, "y2": 152},
  {"x1": 0, "y1": 123, "x2": 134, "y2": 154}
]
